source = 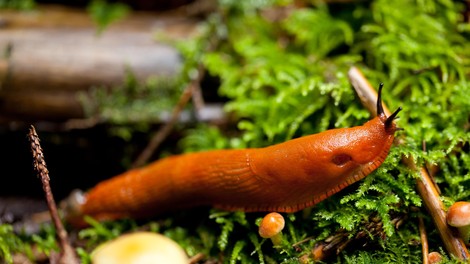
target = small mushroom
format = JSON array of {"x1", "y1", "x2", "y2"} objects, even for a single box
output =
[
  {"x1": 259, "y1": 212, "x2": 285, "y2": 246},
  {"x1": 446, "y1": 201, "x2": 470, "y2": 243},
  {"x1": 428, "y1": 251, "x2": 443, "y2": 264},
  {"x1": 91, "y1": 232, "x2": 188, "y2": 264}
]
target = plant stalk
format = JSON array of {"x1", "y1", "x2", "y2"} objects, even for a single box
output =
[{"x1": 348, "y1": 66, "x2": 469, "y2": 261}]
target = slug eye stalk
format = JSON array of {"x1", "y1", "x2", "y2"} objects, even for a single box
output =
[
  {"x1": 377, "y1": 83, "x2": 385, "y2": 117},
  {"x1": 385, "y1": 106, "x2": 402, "y2": 130},
  {"x1": 376, "y1": 83, "x2": 402, "y2": 131}
]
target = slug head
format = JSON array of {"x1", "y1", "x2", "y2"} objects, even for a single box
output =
[
  {"x1": 217, "y1": 84, "x2": 402, "y2": 212},
  {"x1": 316, "y1": 83, "x2": 401, "y2": 184},
  {"x1": 292, "y1": 84, "x2": 401, "y2": 189}
]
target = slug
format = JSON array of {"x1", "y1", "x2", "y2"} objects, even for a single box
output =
[{"x1": 66, "y1": 84, "x2": 401, "y2": 223}]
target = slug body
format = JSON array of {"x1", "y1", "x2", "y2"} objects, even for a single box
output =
[{"x1": 74, "y1": 86, "x2": 401, "y2": 222}]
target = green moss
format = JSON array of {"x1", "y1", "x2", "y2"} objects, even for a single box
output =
[
  {"x1": 87, "y1": 0, "x2": 130, "y2": 35},
  {"x1": 0, "y1": 0, "x2": 35, "y2": 10},
  {"x1": 0, "y1": 224, "x2": 32, "y2": 263}
]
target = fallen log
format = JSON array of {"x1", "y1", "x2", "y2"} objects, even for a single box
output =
[{"x1": 0, "y1": 5, "x2": 198, "y2": 122}]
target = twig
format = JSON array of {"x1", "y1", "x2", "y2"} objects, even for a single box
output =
[
  {"x1": 131, "y1": 67, "x2": 202, "y2": 168},
  {"x1": 291, "y1": 236, "x2": 315, "y2": 248},
  {"x1": 419, "y1": 216, "x2": 429, "y2": 264},
  {"x1": 423, "y1": 140, "x2": 441, "y2": 195},
  {"x1": 190, "y1": 70, "x2": 206, "y2": 119},
  {"x1": 188, "y1": 252, "x2": 206, "y2": 264},
  {"x1": 298, "y1": 214, "x2": 405, "y2": 262},
  {"x1": 348, "y1": 67, "x2": 384, "y2": 117},
  {"x1": 347, "y1": 66, "x2": 469, "y2": 260},
  {"x1": 132, "y1": 36, "x2": 218, "y2": 168},
  {"x1": 28, "y1": 125, "x2": 79, "y2": 264}
]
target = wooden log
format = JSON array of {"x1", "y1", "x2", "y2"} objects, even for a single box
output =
[
  {"x1": 0, "y1": 5, "x2": 198, "y2": 122},
  {"x1": 0, "y1": 91, "x2": 84, "y2": 121}
]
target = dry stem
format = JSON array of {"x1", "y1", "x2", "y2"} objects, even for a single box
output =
[
  {"x1": 131, "y1": 36, "x2": 218, "y2": 168},
  {"x1": 297, "y1": 214, "x2": 405, "y2": 262},
  {"x1": 131, "y1": 65, "x2": 204, "y2": 168},
  {"x1": 348, "y1": 66, "x2": 469, "y2": 260},
  {"x1": 28, "y1": 125, "x2": 79, "y2": 264},
  {"x1": 419, "y1": 216, "x2": 429, "y2": 264}
]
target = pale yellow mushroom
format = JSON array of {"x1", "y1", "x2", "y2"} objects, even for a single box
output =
[{"x1": 92, "y1": 232, "x2": 188, "y2": 264}]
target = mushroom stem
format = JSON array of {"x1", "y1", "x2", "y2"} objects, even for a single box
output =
[
  {"x1": 458, "y1": 225, "x2": 470, "y2": 244},
  {"x1": 259, "y1": 212, "x2": 285, "y2": 248},
  {"x1": 270, "y1": 233, "x2": 283, "y2": 246}
]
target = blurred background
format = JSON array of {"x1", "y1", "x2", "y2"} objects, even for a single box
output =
[{"x1": 0, "y1": 0, "x2": 219, "y2": 215}]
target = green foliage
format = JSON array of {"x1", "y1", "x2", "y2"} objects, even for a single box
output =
[
  {"x1": 0, "y1": 223, "x2": 66, "y2": 263},
  {"x1": 283, "y1": 5, "x2": 354, "y2": 57},
  {"x1": 0, "y1": 0, "x2": 34, "y2": 10},
  {"x1": 76, "y1": 247, "x2": 93, "y2": 264},
  {"x1": 178, "y1": 124, "x2": 246, "y2": 152},
  {"x1": 78, "y1": 216, "x2": 138, "y2": 250},
  {"x1": 0, "y1": 224, "x2": 32, "y2": 264},
  {"x1": 87, "y1": 0, "x2": 130, "y2": 35},
  {"x1": 209, "y1": 210, "x2": 249, "y2": 251},
  {"x1": 31, "y1": 225, "x2": 59, "y2": 256},
  {"x1": 81, "y1": 70, "x2": 181, "y2": 141},
  {"x1": 359, "y1": 0, "x2": 466, "y2": 83}
]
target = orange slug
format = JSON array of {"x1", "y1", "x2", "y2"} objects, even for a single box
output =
[{"x1": 67, "y1": 84, "x2": 401, "y2": 223}]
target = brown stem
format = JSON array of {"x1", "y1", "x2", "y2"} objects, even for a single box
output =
[
  {"x1": 348, "y1": 67, "x2": 389, "y2": 117},
  {"x1": 131, "y1": 36, "x2": 218, "y2": 168},
  {"x1": 188, "y1": 252, "x2": 205, "y2": 264},
  {"x1": 347, "y1": 66, "x2": 469, "y2": 260},
  {"x1": 190, "y1": 70, "x2": 206, "y2": 119},
  {"x1": 419, "y1": 216, "x2": 429, "y2": 264},
  {"x1": 131, "y1": 78, "x2": 197, "y2": 168},
  {"x1": 28, "y1": 125, "x2": 79, "y2": 264}
]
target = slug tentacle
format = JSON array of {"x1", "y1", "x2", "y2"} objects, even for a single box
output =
[
  {"x1": 377, "y1": 83, "x2": 385, "y2": 117},
  {"x1": 376, "y1": 83, "x2": 402, "y2": 131},
  {"x1": 385, "y1": 106, "x2": 403, "y2": 130}
]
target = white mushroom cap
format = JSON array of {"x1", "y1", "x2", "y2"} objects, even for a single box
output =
[
  {"x1": 92, "y1": 232, "x2": 188, "y2": 264},
  {"x1": 447, "y1": 201, "x2": 470, "y2": 227}
]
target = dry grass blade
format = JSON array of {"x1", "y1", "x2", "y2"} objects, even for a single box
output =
[
  {"x1": 419, "y1": 216, "x2": 429, "y2": 264},
  {"x1": 28, "y1": 125, "x2": 79, "y2": 264},
  {"x1": 131, "y1": 80, "x2": 196, "y2": 168}
]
